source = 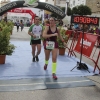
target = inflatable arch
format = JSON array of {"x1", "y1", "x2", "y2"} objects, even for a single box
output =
[
  {"x1": 0, "y1": 0, "x2": 66, "y2": 19},
  {"x1": 8, "y1": 8, "x2": 36, "y2": 23}
]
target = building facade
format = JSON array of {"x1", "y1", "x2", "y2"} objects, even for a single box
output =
[
  {"x1": 86, "y1": 0, "x2": 100, "y2": 26},
  {"x1": 0, "y1": 0, "x2": 10, "y2": 20},
  {"x1": 86, "y1": 0, "x2": 100, "y2": 14},
  {"x1": 0, "y1": 0, "x2": 10, "y2": 7},
  {"x1": 69, "y1": 0, "x2": 100, "y2": 13},
  {"x1": 45, "y1": 0, "x2": 67, "y2": 7},
  {"x1": 69, "y1": 0, "x2": 86, "y2": 8},
  {"x1": 45, "y1": 0, "x2": 55, "y2": 5}
]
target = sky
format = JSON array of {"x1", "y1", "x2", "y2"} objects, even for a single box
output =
[{"x1": 10, "y1": 0, "x2": 45, "y2": 2}]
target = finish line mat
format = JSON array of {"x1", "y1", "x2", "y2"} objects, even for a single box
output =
[
  {"x1": 0, "y1": 77, "x2": 95, "y2": 92},
  {"x1": 0, "y1": 40, "x2": 99, "y2": 80}
]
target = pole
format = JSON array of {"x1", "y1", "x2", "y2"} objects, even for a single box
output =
[
  {"x1": 65, "y1": 0, "x2": 69, "y2": 15},
  {"x1": 42, "y1": 10, "x2": 44, "y2": 24},
  {"x1": 79, "y1": 24, "x2": 84, "y2": 64},
  {"x1": 54, "y1": 0, "x2": 56, "y2": 5},
  {"x1": 71, "y1": 24, "x2": 90, "y2": 73}
]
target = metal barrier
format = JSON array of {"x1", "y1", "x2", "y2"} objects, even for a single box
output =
[{"x1": 65, "y1": 30, "x2": 100, "y2": 74}]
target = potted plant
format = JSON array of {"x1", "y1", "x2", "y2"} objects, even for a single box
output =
[
  {"x1": 0, "y1": 20, "x2": 14, "y2": 35},
  {"x1": 57, "y1": 28, "x2": 69, "y2": 55},
  {"x1": 0, "y1": 20, "x2": 15, "y2": 64},
  {"x1": 7, "y1": 20, "x2": 14, "y2": 35}
]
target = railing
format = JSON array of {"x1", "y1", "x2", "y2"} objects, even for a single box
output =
[{"x1": 65, "y1": 30, "x2": 100, "y2": 74}]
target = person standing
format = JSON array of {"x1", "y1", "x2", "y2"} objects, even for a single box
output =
[
  {"x1": 16, "y1": 20, "x2": 20, "y2": 32},
  {"x1": 20, "y1": 20, "x2": 24, "y2": 31},
  {"x1": 28, "y1": 16, "x2": 43, "y2": 62},
  {"x1": 43, "y1": 17, "x2": 66, "y2": 80},
  {"x1": 26, "y1": 20, "x2": 30, "y2": 27}
]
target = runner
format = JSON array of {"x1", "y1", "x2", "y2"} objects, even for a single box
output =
[
  {"x1": 28, "y1": 16, "x2": 43, "y2": 62},
  {"x1": 43, "y1": 17, "x2": 66, "y2": 80},
  {"x1": 20, "y1": 20, "x2": 24, "y2": 31},
  {"x1": 16, "y1": 20, "x2": 20, "y2": 32}
]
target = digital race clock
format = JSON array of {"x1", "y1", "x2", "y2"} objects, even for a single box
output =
[{"x1": 71, "y1": 15, "x2": 99, "y2": 25}]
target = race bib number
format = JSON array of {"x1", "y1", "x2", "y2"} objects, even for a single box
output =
[
  {"x1": 34, "y1": 35, "x2": 40, "y2": 40},
  {"x1": 46, "y1": 41, "x2": 55, "y2": 49}
]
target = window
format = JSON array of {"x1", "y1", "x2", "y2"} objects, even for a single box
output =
[
  {"x1": 73, "y1": 0, "x2": 75, "y2": 6},
  {"x1": 70, "y1": 4, "x2": 72, "y2": 7}
]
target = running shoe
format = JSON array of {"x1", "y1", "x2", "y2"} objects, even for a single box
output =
[
  {"x1": 52, "y1": 73, "x2": 57, "y2": 80},
  {"x1": 44, "y1": 64, "x2": 47, "y2": 70},
  {"x1": 36, "y1": 56, "x2": 39, "y2": 62},
  {"x1": 32, "y1": 57, "x2": 35, "y2": 62}
]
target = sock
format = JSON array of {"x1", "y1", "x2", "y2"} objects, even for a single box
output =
[
  {"x1": 45, "y1": 60, "x2": 48, "y2": 65},
  {"x1": 52, "y1": 63, "x2": 57, "y2": 74}
]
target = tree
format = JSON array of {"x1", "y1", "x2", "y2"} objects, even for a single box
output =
[
  {"x1": 72, "y1": 5, "x2": 92, "y2": 15},
  {"x1": 78, "y1": 5, "x2": 91, "y2": 15},
  {"x1": 61, "y1": 7, "x2": 72, "y2": 16},
  {"x1": 72, "y1": 6, "x2": 79, "y2": 15},
  {"x1": 67, "y1": 7, "x2": 72, "y2": 16},
  {"x1": 61, "y1": 7, "x2": 65, "y2": 12}
]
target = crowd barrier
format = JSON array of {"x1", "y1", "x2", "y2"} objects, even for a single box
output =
[{"x1": 65, "y1": 30, "x2": 100, "y2": 74}]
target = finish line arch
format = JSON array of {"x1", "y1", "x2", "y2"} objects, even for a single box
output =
[
  {"x1": 8, "y1": 8, "x2": 36, "y2": 23},
  {"x1": 0, "y1": 0, "x2": 66, "y2": 19}
]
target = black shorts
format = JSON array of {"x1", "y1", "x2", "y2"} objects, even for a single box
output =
[{"x1": 30, "y1": 39, "x2": 41, "y2": 45}]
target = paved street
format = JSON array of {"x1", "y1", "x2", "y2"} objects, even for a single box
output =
[
  {"x1": 10, "y1": 26, "x2": 30, "y2": 40},
  {"x1": 0, "y1": 26, "x2": 100, "y2": 100}
]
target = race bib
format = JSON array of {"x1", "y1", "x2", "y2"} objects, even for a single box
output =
[
  {"x1": 34, "y1": 34, "x2": 40, "y2": 40},
  {"x1": 46, "y1": 41, "x2": 55, "y2": 49}
]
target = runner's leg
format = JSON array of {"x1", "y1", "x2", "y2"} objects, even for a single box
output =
[
  {"x1": 52, "y1": 48, "x2": 58, "y2": 80},
  {"x1": 36, "y1": 44, "x2": 41, "y2": 61},
  {"x1": 44, "y1": 49, "x2": 51, "y2": 70},
  {"x1": 31, "y1": 44, "x2": 36, "y2": 62}
]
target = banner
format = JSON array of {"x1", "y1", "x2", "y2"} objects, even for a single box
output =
[
  {"x1": 8, "y1": 8, "x2": 36, "y2": 22},
  {"x1": 65, "y1": 30, "x2": 73, "y2": 36},
  {"x1": 74, "y1": 32, "x2": 97, "y2": 57}
]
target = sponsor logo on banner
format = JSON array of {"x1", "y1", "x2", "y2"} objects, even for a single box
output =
[
  {"x1": 23, "y1": 0, "x2": 39, "y2": 7},
  {"x1": 14, "y1": 9, "x2": 23, "y2": 13},
  {"x1": 74, "y1": 32, "x2": 97, "y2": 57},
  {"x1": 80, "y1": 39, "x2": 92, "y2": 49},
  {"x1": 45, "y1": 4, "x2": 64, "y2": 17},
  {"x1": 0, "y1": 2, "x2": 17, "y2": 13}
]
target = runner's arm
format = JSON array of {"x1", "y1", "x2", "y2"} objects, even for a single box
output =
[
  {"x1": 42, "y1": 26, "x2": 56, "y2": 39},
  {"x1": 28, "y1": 31, "x2": 34, "y2": 37},
  {"x1": 40, "y1": 26, "x2": 43, "y2": 38},
  {"x1": 57, "y1": 28, "x2": 65, "y2": 42},
  {"x1": 57, "y1": 28, "x2": 67, "y2": 47},
  {"x1": 28, "y1": 25, "x2": 35, "y2": 37}
]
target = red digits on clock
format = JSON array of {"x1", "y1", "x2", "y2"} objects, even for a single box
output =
[
  {"x1": 94, "y1": 18, "x2": 98, "y2": 24},
  {"x1": 72, "y1": 16, "x2": 99, "y2": 25},
  {"x1": 86, "y1": 18, "x2": 91, "y2": 23},
  {"x1": 79, "y1": 17, "x2": 83, "y2": 23},
  {"x1": 90, "y1": 18, "x2": 94, "y2": 24},
  {"x1": 74, "y1": 17, "x2": 79, "y2": 23}
]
